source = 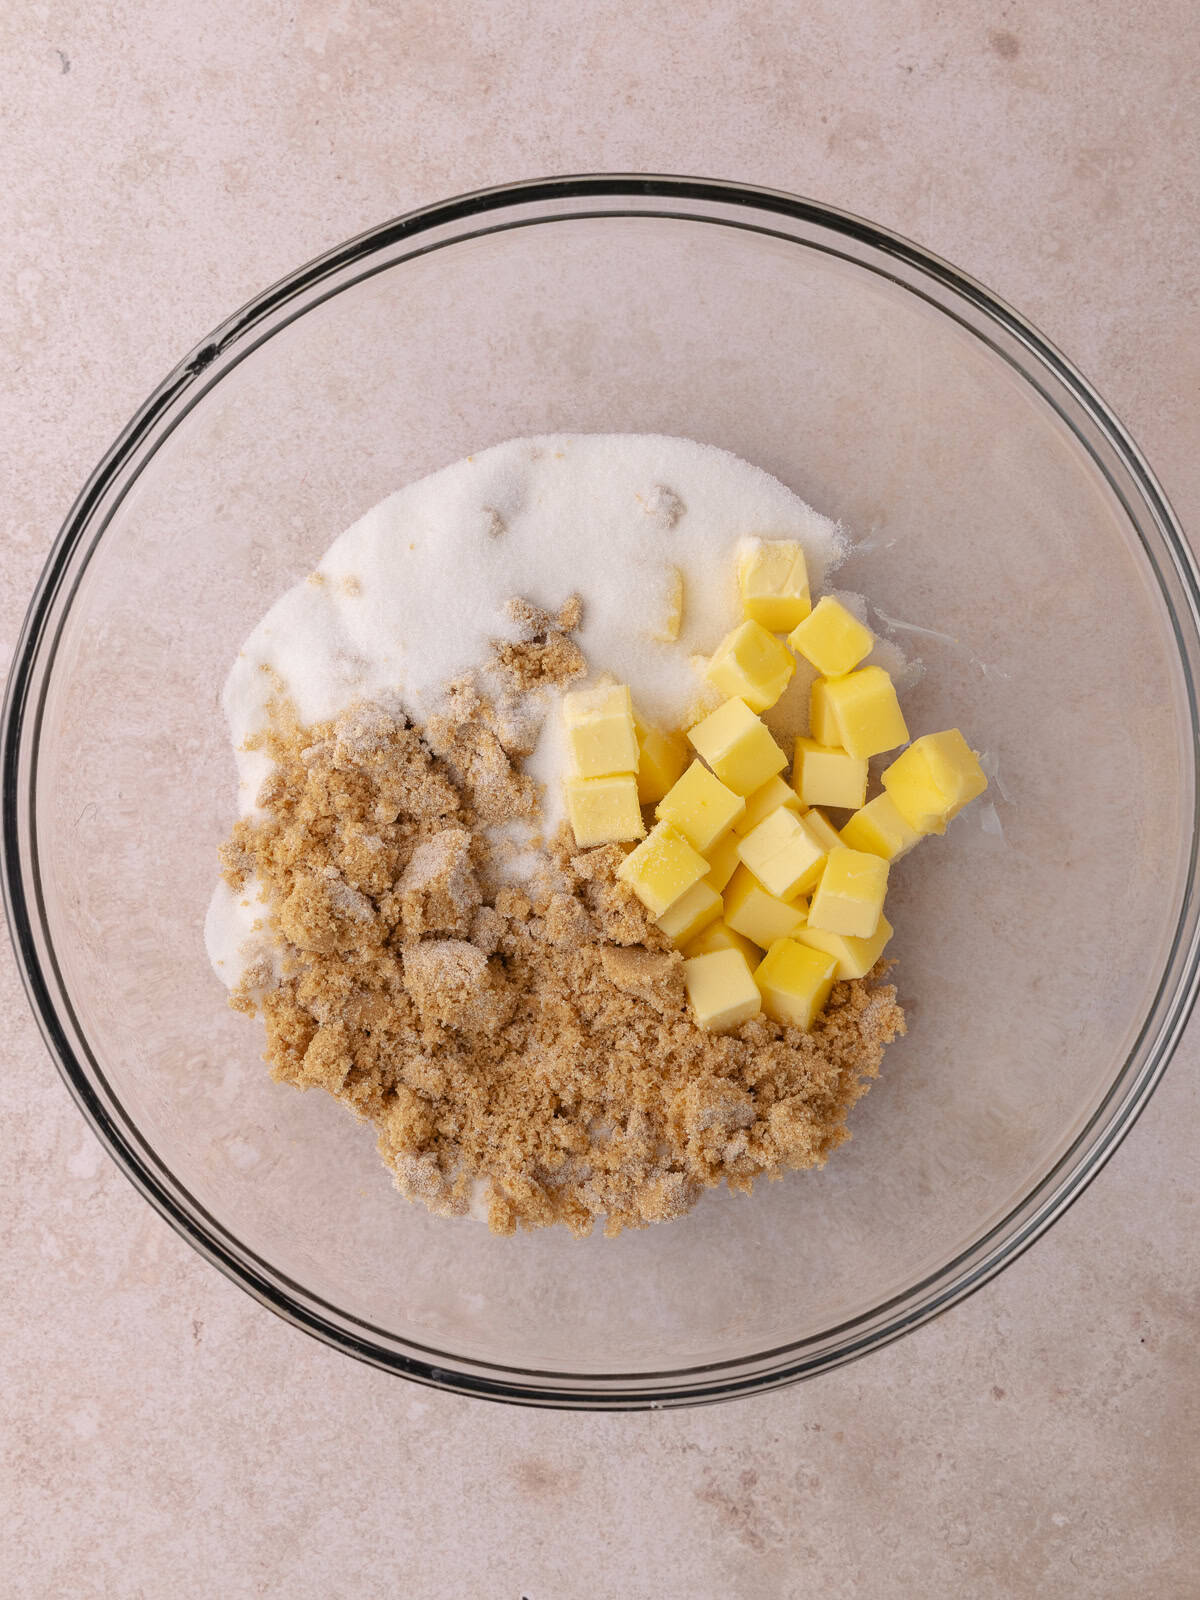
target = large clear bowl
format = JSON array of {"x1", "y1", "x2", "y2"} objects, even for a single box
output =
[{"x1": 4, "y1": 177, "x2": 1197, "y2": 1408}]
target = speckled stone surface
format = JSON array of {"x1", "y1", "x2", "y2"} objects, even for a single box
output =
[{"x1": 2, "y1": 3, "x2": 1198, "y2": 1595}]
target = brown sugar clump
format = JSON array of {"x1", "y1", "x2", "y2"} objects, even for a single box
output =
[{"x1": 223, "y1": 636, "x2": 904, "y2": 1236}]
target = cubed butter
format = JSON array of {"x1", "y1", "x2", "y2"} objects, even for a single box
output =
[
  {"x1": 821, "y1": 666, "x2": 909, "y2": 759},
  {"x1": 688, "y1": 698, "x2": 787, "y2": 795},
  {"x1": 650, "y1": 566, "x2": 684, "y2": 642},
  {"x1": 795, "y1": 914, "x2": 894, "y2": 980},
  {"x1": 634, "y1": 717, "x2": 688, "y2": 805},
  {"x1": 657, "y1": 880, "x2": 722, "y2": 946},
  {"x1": 809, "y1": 676, "x2": 841, "y2": 746},
  {"x1": 792, "y1": 737, "x2": 869, "y2": 810},
  {"x1": 723, "y1": 865, "x2": 808, "y2": 947},
  {"x1": 564, "y1": 774, "x2": 645, "y2": 847},
  {"x1": 881, "y1": 729, "x2": 988, "y2": 835},
  {"x1": 733, "y1": 774, "x2": 802, "y2": 836},
  {"x1": 706, "y1": 620, "x2": 795, "y2": 713},
  {"x1": 738, "y1": 539, "x2": 812, "y2": 631},
  {"x1": 839, "y1": 793, "x2": 923, "y2": 861},
  {"x1": 683, "y1": 948, "x2": 762, "y2": 1032},
  {"x1": 787, "y1": 596, "x2": 874, "y2": 676},
  {"x1": 800, "y1": 808, "x2": 843, "y2": 852},
  {"x1": 703, "y1": 830, "x2": 743, "y2": 893},
  {"x1": 808, "y1": 845, "x2": 889, "y2": 938},
  {"x1": 754, "y1": 939, "x2": 839, "y2": 1031},
  {"x1": 616, "y1": 821, "x2": 709, "y2": 917},
  {"x1": 683, "y1": 919, "x2": 762, "y2": 967},
  {"x1": 563, "y1": 683, "x2": 639, "y2": 778},
  {"x1": 656, "y1": 760, "x2": 746, "y2": 853},
  {"x1": 736, "y1": 807, "x2": 828, "y2": 901}
]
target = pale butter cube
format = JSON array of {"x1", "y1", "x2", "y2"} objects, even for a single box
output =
[
  {"x1": 634, "y1": 717, "x2": 688, "y2": 805},
  {"x1": 706, "y1": 620, "x2": 795, "y2": 712},
  {"x1": 616, "y1": 821, "x2": 708, "y2": 917},
  {"x1": 795, "y1": 914, "x2": 894, "y2": 980},
  {"x1": 881, "y1": 729, "x2": 988, "y2": 835},
  {"x1": 809, "y1": 677, "x2": 841, "y2": 746},
  {"x1": 683, "y1": 948, "x2": 762, "y2": 1032},
  {"x1": 565, "y1": 775, "x2": 645, "y2": 847},
  {"x1": 657, "y1": 880, "x2": 722, "y2": 946},
  {"x1": 736, "y1": 807, "x2": 828, "y2": 901},
  {"x1": 724, "y1": 864, "x2": 808, "y2": 948},
  {"x1": 792, "y1": 737, "x2": 869, "y2": 811},
  {"x1": 703, "y1": 830, "x2": 743, "y2": 893},
  {"x1": 821, "y1": 666, "x2": 909, "y2": 759},
  {"x1": 733, "y1": 774, "x2": 801, "y2": 837},
  {"x1": 787, "y1": 596, "x2": 873, "y2": 677},
  {"x1": 738, "y1": 538, "x2": 811, "y2": 631},
  {"x1": 754, "y1": 939, "x2": 838, "y2": 1031},
  {"x1": 650, "y1": 567, "x2": 684, "y2": 642},
  {"x1": 656, "y1": 760, "x2": 746, "y2": 853},
  {"x1": 801, "y1": 808, "x2": 843, "y2": 852},
  {"x1": 839, "y1": 793, "x2": 922, "y2": 861},
  {"x1": 688, "y1": 698, "x2": 787, "y2": 795},
  {"x1": 563, "y1": 683, "x2": 639, "y2": 778},
  {"x1": 808, "y1": 845, "x2": 889, "y2": 938},
  {"x1": 683, "y1": 919, "x2": 762, "y2": 968}
]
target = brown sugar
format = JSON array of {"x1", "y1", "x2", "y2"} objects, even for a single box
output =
[{"x1": 221, "y1": 612, "x2": 904, "y2": 1237}]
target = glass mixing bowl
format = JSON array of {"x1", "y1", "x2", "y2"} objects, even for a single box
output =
[{"x1": 4, "y1": 177, "x2": 1197, "y2": 1408}]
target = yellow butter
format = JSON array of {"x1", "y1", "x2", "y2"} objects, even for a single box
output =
[
  {"x1": 723, "y1": 865, "x2": 808, "y2": 947},
  {"x1": 703, "y1": 830, "x2": 743, "y2": 893},
  {"x1": 821, "y1": 666, "x2": 909, "y2": 759},
  {"x1": 563, "y1": 683, "x2": 639, "y2": 778},
  {"x1": 795, "y1": 914, "x2": 894, "y2": 980},
  {"x1": 564, "y1": 774, "x2": 645, "y2": 847},
  {"x1": 683, "y1": 948, "x2": 762, "y2": 1032},
  {"x1": 733, "y1": 774, "x2": 802, "y2": 836},
  {"x1": 881, "y1": 729, "x2": 988, "y2": 835},
  {"x1": 634, "y1": 717, "x2": 688, "y2": 805},
  {"x1": 656, "y1": 760, "x2": 746, "y2": 853},
  {"x1": 754, "y1": 939, "x2": 839, "y2": 1031},
  {"x1": 738, "y1": 539, "x2": 812, "y2": 631},
  {"x1": 809, "y1": 676, "x2": 841, "y2": 746},
  {"x1": 736, "y1": 806, "x2": 828, "y2": 901},
  {"x1": 683, "y1": 919, "x2": 762, "y2": 967},
  {"x1": 800, "y1": 808, "x2": 843, "y2": 852},
  {"x1": 839, "y1": 793, "x2": 922, "y2": 861},
  {"x1": 657, "y1": 880, "x2": 722, "y2": 946},
  {"x1": 706, "y1": 620, "x2": 795, "y2": 713},
  {"x1": 787, "y1": 596, "x2": 873, "y2": 677},
  {"x1": 616, "y1": 820, "x2": 709, "y2": 917},
  {"x1": 808, "y1": 845, "x2": 889, "y2": 938},
  {"x1": 792, "y1": 737, "x2": 869, "y2": 810},
  {"x1": 650, "y1": 566, "x2": 684, "y2": 642},
  {"x1": 688, "y1": 697, "x2": 788, "y2": 795}
]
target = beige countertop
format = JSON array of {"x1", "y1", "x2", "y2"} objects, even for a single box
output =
[{"x1": 2, "y1": 2, "x2": 1197, "y2": 1594}]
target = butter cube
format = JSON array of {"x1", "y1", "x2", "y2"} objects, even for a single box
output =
[
  {"x1": 688, "y1": 698, "x2": 787, "y2": 795},
  {"x1": 800, "y1": 808, "x2": 843, "y2": 852},
  {"x1": 563, "y1": 684, "x2": 639, "y2": 778},
  {"x1": 821, "y1": 666, "x2": 909, "y2": 759},
  {"x1": 651, "y1": 567, "x2": 684, "y2": 642},
  {"x1": 657, "y1": 880, "x2": 723, "y2": 946},
  {"x1": 706, "y1": 620, "x2": 795, "y2": 713},
  {"x1": 738, "y1": 539, "x2": 811, "y2": 631},
  {"x1": 683, "y1": 948, "x2": 762, "y2": 1032},
  {"x1": 809, "y1": 676, "x2": 841, "y2": 746},
  {"x1": 754, "y1": 939, "x2": 839, "y2": 1031},
  {"x1": 703, "y1": 830, "x2": 743, "y2": 893},
  {"x1": 733, "y1": 774, "x2": 802, "y2": 836},
  {"x1": 795, "y1": 914, "x2": 894, "y2": 980},
  {"x1": 565, "y1": 775, "x2": 645, "y2": 847},
  {"x1": 808, "y1": 845, "x2": 889, "y2": 938},
  {"x1": 634, "y1": 717, "x2": 688, "y2": 805},
  {"x1": 787, "y1": 596, "x2": 873, "y2": 677},
  {"x1": 839, "y1": 793, "x2": 923, "y2": 861},
  {"x1": 724, "y1": 865, "x2": 808, "y2": 947},
  {"x1": 656, "y1": 761, "x2": 746, "y2": 852},
  {"x1": 881, "y1": 729, "x2": 988, "y2": 835},
  {"x1": 792, "y1": 737, "x2": 869, "y2": 810},
  {"x1": 737, "y1": 807, "x2": 828, "y2": 901},
  {"x1": 616, "y1": 821, "x2": 709, "y2": 917},
  {"x1": 683, "y1": 919, "x2": 762, "y2": 967}
]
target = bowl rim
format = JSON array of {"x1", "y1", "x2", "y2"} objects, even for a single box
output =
[{"x1": 4, "y1": 173, "x2": 1198, "y2": 1409}]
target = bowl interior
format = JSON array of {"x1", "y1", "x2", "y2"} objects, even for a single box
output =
[{"x1": 23, "y1": 196, "x2": 1194, "y2": 1391}]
